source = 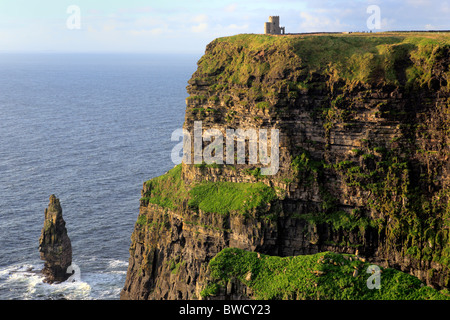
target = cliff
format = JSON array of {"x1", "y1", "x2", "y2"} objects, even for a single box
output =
[{"x1": 121, "y1": 32, "x2": 450, "y2": 300}]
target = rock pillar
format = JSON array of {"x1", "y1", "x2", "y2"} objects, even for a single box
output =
[{"x1": 38, "y1": 195, "x2": 73, "y2": 283}]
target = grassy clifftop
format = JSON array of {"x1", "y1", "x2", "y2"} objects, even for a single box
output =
[{"x1": 191, "y1": 32, "x2": 450, "y2": 97}]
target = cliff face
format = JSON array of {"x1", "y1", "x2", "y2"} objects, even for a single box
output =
[{"x1": 121, "y1": 33, "x2": 450, "y2": 300}]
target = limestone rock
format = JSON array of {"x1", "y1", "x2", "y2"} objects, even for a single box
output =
[
  {"x1": 38, "y1": 195, "x2": 72, "y2": 284},
  {"x1": 121, "y1": 34, "x2": 450, "y2": 299}
]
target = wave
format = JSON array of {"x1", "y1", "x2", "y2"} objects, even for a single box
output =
[
  {"x1": 0, "y1": 259, "x2": 128, "y2": 300},
  {"x1": 107, "y1": 259, "x2": 128, "y2": 269}
]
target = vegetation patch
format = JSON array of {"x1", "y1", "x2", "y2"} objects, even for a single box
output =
[
  {"x1": 190, "y1": 32, "x2": 450, "y2": 115},
  {"x1": 141, "y1": 164, "x2": 188, "y2": 211},
  {"x1": 201, "y1": 248, "x2": 450, "y2": 300},
  {"x1": 169, "y1": 257, "x2": 185, "y2": 275},
  {"x1": 141, "y1": 165, "x2": 278, "y2": 217},
  {"x1": 188, "y1": 181, "x2": 277, "y2": 216}
]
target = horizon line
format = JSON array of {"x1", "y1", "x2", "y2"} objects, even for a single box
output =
[{"x1": 0, "y1": 51, "x2": 204, "y2": 55}]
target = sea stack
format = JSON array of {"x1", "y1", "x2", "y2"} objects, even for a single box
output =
[{"x1": 38, "y1": 194, "x2": 72, "y2": 283}]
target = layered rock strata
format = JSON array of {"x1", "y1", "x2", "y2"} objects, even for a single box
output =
[{"x1": 121, "y1": 33, "x2": 450, "y2": 299}]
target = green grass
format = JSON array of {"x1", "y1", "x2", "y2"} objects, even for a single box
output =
[
  {"x1": 202, "y1": 248, "x2": 450, "y2": 300},
  {"x1": 188, "y1": 181, "x2": 277, "y2": 216},
  {"x1": 141, "y1": 164, "x2": 278, "y2": 216},
  {"x1": 141, "y1": 164, "x2": 188, "y2": 210},
  {"x1": 298, "y1": 209, "x2": 375, "y2": 235},
  {"x1": 256, "y1": 101, "x2": 270, "y2": 109},
  {"x1": 193, "y1": 32, "x2": 450, "y2": 99},
  {"x1": 169, "y1": 258, "x2": 185, "y2": 275}
]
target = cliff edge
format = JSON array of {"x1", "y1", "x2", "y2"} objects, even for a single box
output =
[{"x1": 121, "y1": 32, "x2": 450, "y2": 299}]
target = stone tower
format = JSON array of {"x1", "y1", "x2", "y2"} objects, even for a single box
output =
[{"x1": 264, "y1": 16, "x2": 285, "y2": 35}]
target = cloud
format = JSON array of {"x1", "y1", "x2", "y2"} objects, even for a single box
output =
[
  {"x1": 299, "y1": 11, "x2": 348, "y2": 32},
  {"x1": 208, "y1": 23, "x2": 249, "y2": 38},
  {"x1": 191, "y1": 14, "x2": 209, "y2": 23},
  {"x1": 130, "y1": 28, "x2": 164, "y2": 36},
  {"x1": 102, "y1": 21, "x2": 117, "y2": 32},
  {"x1": 134, "y1": 16, "x2": 166, "y2": 28},
  {"x1": 224, "y1": 3, "x2": 238, "y2": 12},
  {"x1": 191, "y1": 23, "x2": 208, "y2": 33},
  {"x1": 224, "y1": 23, "x2": 249, "y2": 31},
  {"x1": 380, "y1": 17, "x2": 396, "y2": 30},
  {"x1": 406, "y1": 0, "x2": 432, "y2": 7},
  {"x1": 117, "y1": 6, "x2": 153, "y2": 14},
  {"x1": 441, "y1": 1, "x2": 450, "y2": 12}
]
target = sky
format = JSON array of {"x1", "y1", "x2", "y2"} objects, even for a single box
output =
[{"x1": 0, "y1": 0, "x2": 449, "y2": 53}]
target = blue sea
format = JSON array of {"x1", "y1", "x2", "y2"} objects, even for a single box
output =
[{"x1": 0, "y1": 53, "x2": 199, "y2": 299}]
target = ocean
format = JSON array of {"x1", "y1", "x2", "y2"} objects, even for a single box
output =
[{"x1": 0, "y1": 53, "x2": 199, "y2": 299}]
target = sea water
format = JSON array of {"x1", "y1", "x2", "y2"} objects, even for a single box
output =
[{"x1": 0, "y1": 53, "x2": 199, "y2": 299}]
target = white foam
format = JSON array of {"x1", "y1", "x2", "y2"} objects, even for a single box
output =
[
  {"x1": 0, "y1": 260, "x2": 127, "y2": 300},
  {"x1": 107, "y1": 259, "x2": 128, "y2": 269},
  {"x1": 0, "y1": 264, "x2": 35, "y2": 278},
  {"x1": 0, "y1": 263, "x2": 92, "y2": 300},
  {"x1": 38, "y1": 279, "x2": 92, "y2": 300}
]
